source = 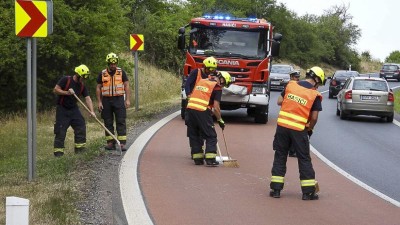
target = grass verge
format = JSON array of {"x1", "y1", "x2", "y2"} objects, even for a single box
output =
[{"x1": 0, "y1": 60, "x2": 181, "y2": 225}]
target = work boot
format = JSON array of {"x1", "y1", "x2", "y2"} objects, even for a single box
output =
[
  {"x1": 120, "y1": 144, "x2": 127, "y2": 152},
  {"x1": 54, "y1": 152, "x2": 64, "y2": 157},
  {"x1": 205, "y1": 158, "x2": 219, "y2": 166},
  {"x1": 194, "y1": 159, "x2": 204, "y2": 165},
  {"x1": 104, "y1": 142, "x2": 116, "y2": 150},
  {"x1": 302, "y1": 192, "x2": 319, "y2": 200},
  {"x1": 269, "y1": 189, "x2": 281, "y2": 198}
]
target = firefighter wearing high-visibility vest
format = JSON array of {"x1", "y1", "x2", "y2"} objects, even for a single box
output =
[
  {"x1": 269, "y1": 66, "x2": 325, "y2": 200},
  {"x1": 53, "y1": 65, "x2": 95, "y2": 157},
  {"x1": 185, "y1": 72, "x2": 231, "y2": 166},
  {"x1": 96, "y1": 53, "x2": 131, "y2": 151},
  {"x1": 185, "y1": 56, "x2": 218, "y2": 98}
]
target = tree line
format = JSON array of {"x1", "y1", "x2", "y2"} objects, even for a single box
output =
[{"x1": 0, "y1": 0, "x2": 366, "y2": 112}]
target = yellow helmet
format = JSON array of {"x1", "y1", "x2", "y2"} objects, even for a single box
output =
[
  {"x1": 106, "y1": 53, "x2": 119, "y2": 64},
  {"x1": 74, "y1": 64, "x2": 90, "y2": 78},
  {"x1": 307, "y1": 66, "x2": 325, "y2": 84},
  {"x1": 203, "y1": 56, "x2": 217, "y2": 70},
  {"x1": 218, "y1": 71, "x2": 232, "y2": 87}
]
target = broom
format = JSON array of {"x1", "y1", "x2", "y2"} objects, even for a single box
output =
[
  {"x1": 72, "y1": 91, "x2": 122, "y2": 155},
  {"x1": 220, "y1": 129, "x2": 239, "y2": 168}
]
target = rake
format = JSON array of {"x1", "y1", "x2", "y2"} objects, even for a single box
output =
[
  {"x1": 72, "y1": 92, "x2": 122, "y2": 155},
  {"x1": 220, "y1": 129, "x2": 239, "y2": 168}
]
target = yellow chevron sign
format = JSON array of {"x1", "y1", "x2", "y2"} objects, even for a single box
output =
[{"x1": 130, "y1": 34, "x2": 144, "y2": 51}]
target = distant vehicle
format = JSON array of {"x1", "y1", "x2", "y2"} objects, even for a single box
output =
[
  {"x1": 336, "y1": 76, "x2": 394, "y2": 122},
  {"x1": 379, "y1": 63, "x2": 400, "y2": 81},
  {"x1": 269, "y1": 64, "x2": 294, "y2": 91},
  {"x1": 328, "y1": 70, "x2": 360, "y2": 98}
]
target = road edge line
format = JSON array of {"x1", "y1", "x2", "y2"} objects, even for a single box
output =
[
  {"x1": 119, "y1": 111, "x2": 180, "y2": 225},
  {"x1": 310, "y1": 145, "x2": 400, "y2": 207}
]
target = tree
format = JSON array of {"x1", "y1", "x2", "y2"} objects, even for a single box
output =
[{"x1": 385, "y1": 51, "x2": 400, "y2": 63}]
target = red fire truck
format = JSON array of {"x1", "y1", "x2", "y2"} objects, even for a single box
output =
[{"x1": 178, "y1": 15, "x2": 282, "y2": 124}]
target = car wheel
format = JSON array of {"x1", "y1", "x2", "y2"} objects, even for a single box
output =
[
  {"x1": 336, "y1": 106, "x2": 340, "y2": 116},
  {"x1": 387, "y1": 114, "x2": 394, "y2": 123},
  {"x1": 254, "y1": 106, "x2": 268, "y2": 124},
  {"x1": 247, "y1": 108, "x2": 256, "y2": 117},
  {"x1": 339, "y1": 107, "x2": 347, "y2": 120}
]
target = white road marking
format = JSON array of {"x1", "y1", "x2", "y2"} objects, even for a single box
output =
[
  {"x1": 120, "y1": 111, "x2": 180, "y2": 225},
  {"x1": 310, "y1": 145, "x2": 400, "y2": 207}
]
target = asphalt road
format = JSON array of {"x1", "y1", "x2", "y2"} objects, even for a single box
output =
[{"x1": 120, "y1": 82, "x2": 400, "y2": 224}]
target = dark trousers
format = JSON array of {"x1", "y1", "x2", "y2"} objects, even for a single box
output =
[
  {"x1": 270, "y1": 125, "x2": 316, "y2": 193},
  {"x1": 101, "y1": 96, "x2": 126, "y2": 144},
  {"x1": 185, "y1": 109, "x2": 217, "y2": 157},
  {"x1": 54, "y1": 105, "x2": 86, "y2": 149}
]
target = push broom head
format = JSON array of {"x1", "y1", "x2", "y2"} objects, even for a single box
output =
[{"x1": 223, "y1": 159, "x2": 240, "y2": 168}]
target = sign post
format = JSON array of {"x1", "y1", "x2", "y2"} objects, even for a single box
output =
[
  {"x1": 130, "y1": 34, "x2": 144, "y2": 111},
  {"x1": 15, "y1": 0, "x2": 53, "y2": 181}
]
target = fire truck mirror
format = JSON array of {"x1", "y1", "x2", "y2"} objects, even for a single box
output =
[
  {"x1": 271, "y1": 41, "x2": 280, "y2": 57},
  {"x1": 178, "y1": 34, "x2": 185, "y2": 50},
  {"x1": 273, "y1": 33, "x2": 283, "y2": 42},
  {"x1": 178, "y1": 27, "x2": 185, "y2": 34}
]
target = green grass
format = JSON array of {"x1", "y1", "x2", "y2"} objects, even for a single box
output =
[
  {"x1": 395, "y1": 90, "x2": 400, "y2": 114},
  {"x1": 0, "y1": 59, "x2": 180, "y2": 225}
]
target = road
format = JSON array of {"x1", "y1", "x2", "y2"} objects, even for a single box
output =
[{"x1": 119, "y1": 81, "x2": 400, "y2": 225}]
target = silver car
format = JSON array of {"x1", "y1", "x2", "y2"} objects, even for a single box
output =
[
  {"x1": 336, "y1": 77, "x2": 394, "y2": 122},
  {"x1": 269, "y1": 64, "x2": 294, "y2": 91}
]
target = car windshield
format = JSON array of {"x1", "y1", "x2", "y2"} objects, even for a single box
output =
[
  {"x1": 335, "y1": 71, "x2": 358, "y2": 78},
  {"x1": 271, "y1": 65, "x2": 291, "y2": 73},
  {"x1": 353, "y1": 80, "x2": 388, "y2": 91},
  {"x1": 382, "y1": 65, "x2": 398, "y2": 71}
]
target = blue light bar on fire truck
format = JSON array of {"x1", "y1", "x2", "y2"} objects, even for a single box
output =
[{"x1": 203, "y1": 14, "x2": 258, "y2": 22}]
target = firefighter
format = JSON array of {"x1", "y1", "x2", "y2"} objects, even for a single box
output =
[
  {"x1": 185, "y1": 56, "x2": 218, "y2": 98},
  {"x1": 96, "y1": 53, "x2": 131, "y2": 151},
  {"x1": 269, "y1": 66, "x2": 324, "y2": 200},
  {"x1": 53, "y1": 64, "x2": 95, "y2": 157},
  {"x1": 185, "y1": 71, "x2": 231, "y2": 166},
  {"x1": 288, "y1": 70, "x2": 301, "y2": 157}
]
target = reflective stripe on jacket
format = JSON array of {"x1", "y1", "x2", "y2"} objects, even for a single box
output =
[
  {"x1": 187, "y1": 79, "x2": 217, "y2": 111},
  {"x1": 101, "y1": 68, "x2": 125, "y2": 96},
  {"x1": 277, "y1": 82, "x2": 322, "y2": 131}
]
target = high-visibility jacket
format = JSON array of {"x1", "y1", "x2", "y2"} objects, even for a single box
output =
[
  {"x1": 277, "y1": 82, "x2": 322, "y2": 131},
  {"x1": 187, "y1": 79, "x2": 217, "y2": 111},
  {"x1": 101, "y1": 68, "x2": 125, "y2": 96}
]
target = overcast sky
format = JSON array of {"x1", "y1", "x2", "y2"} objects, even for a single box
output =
[{"x1": 277, "y1": 0, "x2": 399, "y2": 62}]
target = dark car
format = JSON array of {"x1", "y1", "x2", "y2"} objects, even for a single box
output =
[
  {"x1": 328, "y1": 70, "x2": 360, "y2": 98},
  {"x1": 379, "y1": 63, "x2": 400, "y2": 81},
  {"x1": 336, "y1": 77, "x2": 394, "y2": 122},
  {"x1": 269, "y1": 64, "x2": 294, "y2": 91}
]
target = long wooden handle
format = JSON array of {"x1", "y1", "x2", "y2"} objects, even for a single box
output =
[{"x1": 72, "y1": 92, "x2": 120, "y2": 145}]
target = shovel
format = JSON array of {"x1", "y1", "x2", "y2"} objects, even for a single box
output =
[{"x1": 71, "y1": 91, "x2": 122, "y2": 155}]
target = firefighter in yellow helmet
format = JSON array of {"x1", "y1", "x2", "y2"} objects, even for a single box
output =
[
  {"x1": 269, "y1": 66, "x2": 324, "y2": 200},
  {"x1": 96, "y1": 53, "x2": 131, "y2": 151},
  {"x1": 185, "y1": 71, "x2": 231, "y2": 166},
  {"x1": 53, "y1": 64, "x2": 95, "y2": 157}
]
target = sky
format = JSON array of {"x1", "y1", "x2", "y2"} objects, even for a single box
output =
[{"x1": 277, "y1": 0, "x2": 400, "y2": 62}]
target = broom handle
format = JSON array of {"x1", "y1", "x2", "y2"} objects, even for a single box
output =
[
  {"x1": 72, "y1": 92, "x2": 120, "y2": 146},
  {"x1": 216, "y1": 142, "x2": 223, "y2": 158},
  {"x1": 221, "y1": 129, "x2": 232, "y2": 159}
]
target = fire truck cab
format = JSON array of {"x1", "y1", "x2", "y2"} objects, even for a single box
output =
[{"x1": 178, "y1": 15, "x2": 282, "y2": 124}]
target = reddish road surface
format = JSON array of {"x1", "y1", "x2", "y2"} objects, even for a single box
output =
[{"x1": 129, "y1": 113, "x2": 399, "y2": 225}]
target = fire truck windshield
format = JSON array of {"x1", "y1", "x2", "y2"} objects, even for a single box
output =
[{"x1": 189, "y1": 28, "x2": 269, "y2": 59}]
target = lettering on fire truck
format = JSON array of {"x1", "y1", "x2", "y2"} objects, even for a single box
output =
[
  {"x1": 221, "y1": 23, "x2": 236, "y2": 27},
  {"x1": 217, "y1": 59, "x2": 239, "y2": 66}
]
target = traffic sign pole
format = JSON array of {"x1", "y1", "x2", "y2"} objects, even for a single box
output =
[
  {"x1": 130, "y1": 34, "x2": 144, "y2": 111},
  {"x1": 134, "y1": 51, "x2": 139, "y2": 111}
]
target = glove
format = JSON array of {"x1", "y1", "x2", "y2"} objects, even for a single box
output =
[
  {"x1": 218, "y1": 119, "x2": 225, "y2": 130},
  {"x1": 68, "y1": 88, "x2": 75, "y2": 95},
  {"x1": 307, "y1": 129, "x2": 313, "y2": 137}
]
